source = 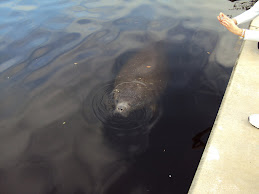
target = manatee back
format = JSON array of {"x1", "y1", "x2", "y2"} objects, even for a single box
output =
[{"x1": 115, "y1": 45, "x2": 169, "y2": 99}]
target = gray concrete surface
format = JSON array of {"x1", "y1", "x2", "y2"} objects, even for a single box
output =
[{"x1": 189, "y1": 17, "x2": 259, "y2": 194}]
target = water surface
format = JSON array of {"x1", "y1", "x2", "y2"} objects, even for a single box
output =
[{"x1": 0, "y1": 0, "x2": 248, "y2": 193}]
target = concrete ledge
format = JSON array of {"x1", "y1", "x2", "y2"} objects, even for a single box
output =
[{"x1": 189, "y1": 17, "x2": 259, "y2": 193}]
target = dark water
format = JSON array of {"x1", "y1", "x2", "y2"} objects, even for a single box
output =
[{"x1": 0, "y1": 0, "x2": 248, "y2": 193}]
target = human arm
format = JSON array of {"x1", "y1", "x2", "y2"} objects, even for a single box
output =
[
  {"x1": 218, "y1": 12, "x2": 259, "y2": 41},
  {"x1": 243, "y1": 29, "x2": 259, "y2": 41}
]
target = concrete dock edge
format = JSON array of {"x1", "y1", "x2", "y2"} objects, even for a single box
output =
[{"x1": 188, "y1": 17, "x2": 259, "y2": 193}]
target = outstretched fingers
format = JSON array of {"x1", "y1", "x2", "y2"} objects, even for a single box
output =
[
  {"x1": 217, "y1": 12, "x2": 228, "y2": 22},
  {"x1": 220, "y1": 17, "x2": 233, "y2": 27},
  {"x1": 221, "y1": 20, "x2": 230, "y2": 27}
]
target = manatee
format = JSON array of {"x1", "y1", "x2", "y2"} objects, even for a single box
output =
[{"x1": 112, "y1": 44, "x2": 169, "y2": 117}]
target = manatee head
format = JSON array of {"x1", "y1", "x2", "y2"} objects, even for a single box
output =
[{"x1": 112, "y1": 82, "x2": 146, "y2": 117}]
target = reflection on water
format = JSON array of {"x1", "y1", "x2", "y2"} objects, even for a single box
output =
[{"x1": 0, "y1": 0, "x2": 242, "y2": 193}]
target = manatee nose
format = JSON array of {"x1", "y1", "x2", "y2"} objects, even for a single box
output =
[{"x1": 117, "y1": 104, "x2": 127, "y2": 112}]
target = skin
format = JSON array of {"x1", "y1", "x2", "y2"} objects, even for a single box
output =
[
  {"x1": 113, "y1": 46, "x2": 168, "y2": 117},
  {"x1": 217, "y1": 12, "x2": 244, "y2": 37}
]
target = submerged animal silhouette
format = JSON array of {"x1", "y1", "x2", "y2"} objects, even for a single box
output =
[{"x1": 112, "y1": 45, "x2": 169, "y2": 117}]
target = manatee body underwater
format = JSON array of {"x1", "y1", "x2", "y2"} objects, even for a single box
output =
[{"x1": 112, "y1": 44, "x2": 169, "y2": 118}]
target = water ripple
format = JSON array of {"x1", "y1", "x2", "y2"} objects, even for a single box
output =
[
  {"x1": 84, "y1": 81, "x2": 160, "y2": 133},
  {"x1": 0, "y1": 0, "x2": 240, "y2": 193}
]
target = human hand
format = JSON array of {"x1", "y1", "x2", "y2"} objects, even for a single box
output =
[
  {"x1": 217, "y1": 12, "x2": 226, "y2": 22},
  {"x1": 217, "y1": 12, "x2": 242, "y2": 36},
  {"x1": 217, "y1": 12, "x2": 237, "y2": 24}
]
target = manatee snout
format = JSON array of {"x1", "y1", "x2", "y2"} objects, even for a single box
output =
[
  {"x1": 114, "y1": 101, "x2": 131, "y2": 117},
  {"x1": 112, "y1": 85, "x2": 135, "y2": 117}
]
